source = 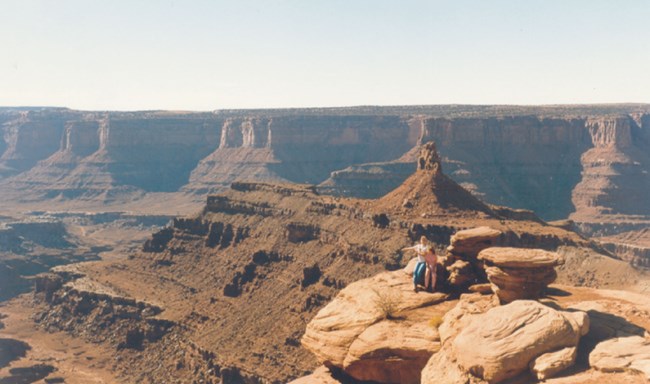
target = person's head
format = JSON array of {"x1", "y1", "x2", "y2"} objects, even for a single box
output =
[{"x1": 419, "y1": 236, "x2": 428, "y2": 245}]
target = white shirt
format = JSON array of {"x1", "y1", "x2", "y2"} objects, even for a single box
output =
[{"x1": 413, "y1": 243, "x2": 428, "y2": 262}]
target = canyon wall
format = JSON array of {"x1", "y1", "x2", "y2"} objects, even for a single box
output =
[
  {"x1": 571, "y1": 117, "x2": 650, "y2": 223},
  {"x1": 322, "y1": 114, "x2": 650, "y2": 224},
  {"x1": 98, "y1": 116, "x2": 223, "y2": 191},
  {"x1": 1, "y1": 107, "x2": 649, "y2": 233},
  {"x1": 420, "y1": 116, "x2": 591, "y2": 220},
  {"x1": 0, "y1": 113, "x2": 224, "y2": 198},
  {"x1": 1, "y1": 112, "x2": 414, "y2": 199},
  {"x1": 185, "y1": 115, "x2": 414, "y2": 195},
  {"x1": 0, "y1": 110, "x2": 71, "y2": 179}
]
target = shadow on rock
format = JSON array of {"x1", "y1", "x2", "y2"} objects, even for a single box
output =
[
  {"x1": 579, "y1": 309, "x2": 647, "y2": 358},
  {"x1": 0, "y1": 338, "x2": 31, "y2": 369},
  {"x1": 0, "y1": 364, "x2": 55, "y2": 384}
]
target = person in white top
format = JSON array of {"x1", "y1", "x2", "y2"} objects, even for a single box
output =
[{"x1": 403, "y1": 236, "x2": 438, "y2": 292}]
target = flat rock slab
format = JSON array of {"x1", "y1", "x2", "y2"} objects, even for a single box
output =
[
  {"x1": 478, "y1": 247, "x2": 564, "y2": 268},
  {"x1": 447, "y1": 226, "x2": 502, "y2": 257},
  {"x1": 451, "y1": 226, "x2": 502, "y2": 243},
  {"x1": 589, "y1": 336, "x2": 650, "y2": 379}
]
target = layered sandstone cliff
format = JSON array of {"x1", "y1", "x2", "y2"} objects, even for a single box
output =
[
  {"x1": 184, "y1": 115, "x2": 414, "y2": 194},
  {"x1": 571, "y1": 116, "x2": 650, "y2": 230},
  {"x1": 0, "y1": 110, "x2": 71, "y2": 179},
  {"x1": 1, "y1": 107, "x2": 648, "y2": 243}
]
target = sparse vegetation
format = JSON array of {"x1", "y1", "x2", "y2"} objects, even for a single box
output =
[
  {"x1": 372, "y1": 288, "x2": 401, "y2": 320},
  {"x1": 428, "y1": 315, "x2": 444, "y2": 329}
]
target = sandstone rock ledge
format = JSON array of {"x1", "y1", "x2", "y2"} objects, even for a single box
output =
[
  {"x1": 478, "y1": 247, "x2": 564, "y2": 303},
  {"x1": 446, "y1": 226, "x2": 502, "y2": 258},
  {"x1": 444, "y1": 226, "x2": 502, "y2": 289},
  {"x1": 301, "y1": 269, "x2": 448, "y2": 384},
  {"x1": 589, "y1": 336, "x2": 650, "y2": 379},
  {"x1": 422, "y1": 298, "x2": 589, "y2": 383},
  {"x1": 287, "y1": 366, "x2": 341, "y2": 384}
]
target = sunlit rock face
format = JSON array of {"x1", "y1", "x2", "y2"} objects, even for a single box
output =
[{"x1": 1, "y1": 108, "x2": 648, "y2": 238}]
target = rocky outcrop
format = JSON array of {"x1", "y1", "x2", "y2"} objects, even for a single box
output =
[
  {"x1": 478, "y1": 247, "x2": 564, "y2": 303},
  {"x1": 589, "y1": 336, "x2": 650, "y2": 379},
  {"x1": 0, "y1": 218, "x2": 98, "y2": 302},
  {"x1": 377, "y1": 142, "x2": 495, "y2": 217},
  {"x1": 33, "y1": 269, "x2": 173, "y2": 351},
  {"x1": 422, "y1": 299, "x2": 589, "y2": 383},
  {"x1": 300, "y1": 273, "x2": 650, "y2": 384},
  {"x1": 446, "y1": 226, "x2": 502, "y2": 258},
  {"x1": 301, "y1": 270, "x2": 448, "y2": 384},
  {"x1": 443, "y1": 227, "x2": 502, "y2": 289}
]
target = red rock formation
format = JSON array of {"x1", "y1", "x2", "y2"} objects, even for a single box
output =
[
  {"x1": 1, "y1": 107, "x2": 648, "y2": 257},
  {"x1": 571, "y1": 116, "x2": 650, "y2": 227},
  {"x1": 377, "y1": 142, "x2": 495, "y2": 217}
]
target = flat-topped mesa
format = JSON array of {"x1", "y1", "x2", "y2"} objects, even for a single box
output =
[
  {"x1": 478, "y1": 247, "x2": 564, "y2": 303},
  {"x1": 205, "y1": 195, "x2": 283, "y2": 217},
  {"x1": 230, "y1": 181, "x2": 317, "y2": 196}
]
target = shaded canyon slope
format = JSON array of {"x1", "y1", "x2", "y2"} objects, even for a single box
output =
[{"x1": 1, "y1": 105, "x2": 649, "y2": 253}]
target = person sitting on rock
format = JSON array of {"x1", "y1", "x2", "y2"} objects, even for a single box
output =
[{"x1": 403, "y1": 236, "x2": 437, "y2": 292}]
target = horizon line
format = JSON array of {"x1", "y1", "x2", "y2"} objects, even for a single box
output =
[{"x1": 2, "y1": 102, "x2": 650, "y2": 114}]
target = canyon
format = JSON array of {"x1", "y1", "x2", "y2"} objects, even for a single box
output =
[
  {"x1": 1, "y1": 105, "x2": 649, "y2": 261},
  {"x1": 2, "y1": 107, "x2": 649, "y2": 221},
  {"x1": 1, "y1": 105, "x2": 650, "y2": 383}
]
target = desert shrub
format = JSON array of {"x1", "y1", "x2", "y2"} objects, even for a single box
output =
[
  {"x1": 428, "y1": 315, "x2": 443, "y2": 329},
  {"x1": 372, "y1": 288, "x2": 400, "y2": 320}
]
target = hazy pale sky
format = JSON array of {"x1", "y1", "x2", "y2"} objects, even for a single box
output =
[{"x1": 1, "y1": 0, "x2": 649, "y2": 110}]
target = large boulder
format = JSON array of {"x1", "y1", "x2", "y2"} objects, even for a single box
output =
[
  {"x1": 344, "y1": 320, "x2": 440, "y2": 383},
  {"x1": 422, "y1": 300, "x2": 589, "y2": 383},
  {"x1": 589, "y1": 336, "x2": 650, "y2": 379},
  {"x1": 447, "y1": 226, "x2": 502, "y2": 259},
  {"x1": 444, "y1": 227, "x2": 502, "y2": 288},
  {"x1": 478, "y1": 247, "x2": 564, "y2": 303},
  {"x1": 529, "y1": 346, "x2": 577, "y2": 380},
  {"x1": 302, "y1": 269, "x2": 448, "y2": 384}
]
